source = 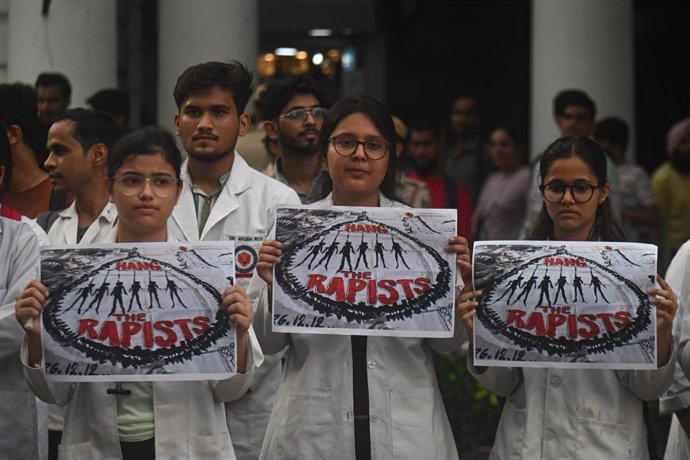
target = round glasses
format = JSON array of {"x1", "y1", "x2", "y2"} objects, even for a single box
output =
[
  {"x1": 329, "y1": 135, "x2": 389, "y2": 160},
  {"x1": 280, "y1": 107, "x2": 328, "y2": 122},
  {"x1": 113, "y1": 174, "x2": 180, "y2": 197},
  {"x1": 540, "y1": 182, "x2": 600, "y2": 203}
]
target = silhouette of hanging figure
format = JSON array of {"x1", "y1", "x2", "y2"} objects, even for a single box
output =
[
  {"x1": 65, "y1": 281, "x2": 95, "y2": 313},
  {"x1": 390, "y1": 235, "x2": 411, "y2": 269},
  {"x1": 109, "y1": 275, "x2": 127, "y2": 316},
  {"x1": 374, "y1": 234, "x2": 387, "y2": 268},
  {"x1": 553, "y1": 267, "x2": 569, "y2": 304},
  {"x1": 338, "y1": 235, "x2": 355, "y2": 272},
  {"x1": 589, "y1": 267, "x2": 610, "y2": 303},
  {"x1": 515, "y1": 267, "x2": 539, "y2": 305},
  {"x1": 296, "y1": 236, "x2": 327, "y2": 269},
  {"x1": 83, "y1": 274, "x2": 111, "y2": 314},
  {"x1": 496, "y1": 274, "x2": 524, "y2": 304},
  {"x1": 314, "y1": 232, "x2": 340, "y2": 270},
  {"x1": 572, "y1": 267, "x2": 587, "y2": 302},
  {"x1": 148, "y1": 271, "x2": 162, "y2": 309},
  {"x1": 128, "y1": 272, "x2": 143, "y2": 311},
  {"x1": 354, "y1": 233, "x2": 369, "y2": 270},
  {"x1": 535, "y1": 270, "x2": 554, "y2": 309},
  {"x1": 165, "y1": 272, "x2": 187, "y2": 308}
]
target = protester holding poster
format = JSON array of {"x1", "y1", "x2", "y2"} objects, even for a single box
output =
[
  {"x1": 458, "y1": 136, "x2": 677, "y2": 459},
  {"x1": 16, "y1": 127, "x2": 262, "y2": 460},
  {"x1": 251, "y1": 95, "x2": 471, "y2": 459}
]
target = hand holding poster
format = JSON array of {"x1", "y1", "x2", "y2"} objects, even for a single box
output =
[
  {"x1": 40, "y1": 241, "x2": 237, "y2": 381},
  {"x1": 273, "y1": 205, "x2": 457, "y2": 337},
  {"x1": 472, "y1": 241, "x2": 658, "y2": 369}
]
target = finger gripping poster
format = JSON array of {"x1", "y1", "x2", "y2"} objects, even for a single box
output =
[
  {"x1": 40, "y1": 241, "x2": 236, "y2": 381},
  {"x1": 472, "y1": 241, "x2": 657, "y2": 369},
  {"x1": 273, "y1": 205, "x2": 457, "y2": 337}
]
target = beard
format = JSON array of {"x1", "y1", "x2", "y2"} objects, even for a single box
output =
[
  {"x1": 670, "y1": 152, "x2": 690, "y2": 175},
  {"x1": 186, "y1": 147, "x2": 233, "y2": 163},
  {"x1": 279, "y1": 130, "x2": 319, "y2": 158},
  {"x1": 410, "y1": 156, "x2": 439, "y2": 177}
]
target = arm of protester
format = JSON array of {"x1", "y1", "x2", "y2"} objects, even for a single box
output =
[
  {"x1": 16, "y1": 280, "x2": 75, "y2": 405},
  {"x1": 211, "y1": 286, "x2": 264, "y2": 403},
  {"x1": 617, "y1": 274, "x2": 678, "y2": 400},
  {"x1": 427, "y1": 236, "x2": 472, "y2": 352},
  {"x1": 250, "y1": 238, "x2": 291, "y2": 354}
]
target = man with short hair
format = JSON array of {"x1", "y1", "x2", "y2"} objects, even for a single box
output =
[
  {"x1": 38, "y1": 108, "x2": 121, "y2": 459},
  {"x1": 35, "y1": 73, "x2": 72, "y2": 127},
  {"x1": 169, "y1": 61, "x2": 300, "y2": 459},
  {"x1": 406, "y1": 118, "x2": 473, "y2": 240},
  {"x1": 258, "y1": 75, "x2": 330, "y2": 204},
  {"x1": 594, "y1": 117, "x2": 659, "y2": 243},
  {"x1": 520, "y1": 89, "x2": 621, "y2": 237},
  {"x1": 0, "y1": 83, "x2": 69, "y2": 218},
  {"x1": 441, "y1": 95, "x2": 488, "y2": 204},
  {"x1": 87, "y1": 89, "x2": 132, "y2": 134}
]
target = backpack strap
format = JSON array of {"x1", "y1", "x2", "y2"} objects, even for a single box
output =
[{"x1": 36, "y1": 210, "x2": 61, "y2": 233}]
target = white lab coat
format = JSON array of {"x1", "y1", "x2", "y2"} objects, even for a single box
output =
[
  {"x1": 45, "y1": 201, "x2": 118, "y2": 245},
  {"x1": 468, "y1": 338, "x2": 676, "y2": 459},
  {"x1": 251, "y1": 194, "x2": 464, "y2": 460},
  {"x1": 0, "y1": 217, "x2": 43, "y2": 459},
  {"x1": 21, "y1": 228, "x2": 264, "y2": 460},
  {"x1": 660, "y1": 240, "x2": 690, "y2": 460},
  {"x1": 169, "y1": 152, "x2": 301, "y2": 459}
]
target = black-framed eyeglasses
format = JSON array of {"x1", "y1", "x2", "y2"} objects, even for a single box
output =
[
  {"x1": 280, "y1": 107, "x2": 328, "y2": 122},
  {"x1": 329, "y1": 135, "x2": 389, "y2": 160},
  {"x1": 113, "y1": 174, "x2": 180, "y2": 197},
  {"x1": 540, "y1": 182, "x2": 600, "y2": 203}
]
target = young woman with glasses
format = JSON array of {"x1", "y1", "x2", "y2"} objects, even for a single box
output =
[
  {"x1": 458, "y1": 136, "x2": 677, "y2": 459},
  {"x1": 16, "y1": 127, "x2": 262, "y2": 459},
  {"x1": 251, "y1": 95, "x2": 470, "y2": 459}
]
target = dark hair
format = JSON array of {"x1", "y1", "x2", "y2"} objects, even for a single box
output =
[
  {"x1": 54, "y1": 108, "x2": 122, "y2": 152},
  {"x1": 87, "y1": 89, "x2": 131, "y2": 118},
  {"x1": 173, "y1": 61, "x2": 253, "y2": 113},
  {"x1": 407, "y1": 116, "x2": 442, "y2": 140},
  {"x1": 35, "y1": 72, "x2": 72, "y2": 99},
  {"x1": 108, "y1": 126, "x2": 182, "y2": 179},
  {"x1": 529, "y1": 136, "x2": 625, "y2": 241},
  {"x1": 257, "y1": 75, "x2": 326, "y2": 121},
  {"x1": 553, "y1": 90, "x2": 596, "y2": 120},
  {"x1": 0, "y1": 83, "x2": 46, "y2": 161},
  {"x1": 0, "y1": 123, "x2": 11, "y2": 198},
  {"x1": 594, "y1": 117, "x2": 628, "y2": 152},
  {"x1": 317, "y1": 95, "x2": 400, "y2": 201}
]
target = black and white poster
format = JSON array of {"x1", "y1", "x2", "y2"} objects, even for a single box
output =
[
  {"x1": 472, "y1": 241, "x2": 658, "y2": 369},
  {"x1": 40, "y1": 241, "x2": 237, "y2": 381},
  {"x1": 273, "y1": 205, "x2": 457, "y2": 337}
]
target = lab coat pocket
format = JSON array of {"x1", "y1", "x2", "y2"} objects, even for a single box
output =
[
  {"x1": 575, "y1": 416, "x2": 633, "y2": 459},
  {"x1": 390, "y1": 387, "x2": 436, "y2": 459},
  {"x1": 187, "y1": 433, "x2": 232, "y2": 460},
  {"x1": 57, "y1": 441, "x2": 92, "y2": 460},
  {"x1": 491, "y1": 398, "x2": 527, "y2": 460},
  {"x1": 280, "y1": 388, "x2": 334, "y2": 459}
]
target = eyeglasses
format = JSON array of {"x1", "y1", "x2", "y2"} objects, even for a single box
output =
[
  {"x1": 113, "y1": 174, "x2": 180, "y2": 197},
  {"x1": 329, "y1": 135, "x2": 389, "y2": 160},
  {"x1": 280, "y1": 107, "x2": 328, "y2": 122},
  {"x1": 540, "y1": 182, "x2": 600, "y2": 203}
]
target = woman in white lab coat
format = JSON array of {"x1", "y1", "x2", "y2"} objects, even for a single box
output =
[
  {"x1": 458, "y1": 136, "x2": 677, "y2": 460},
  {"x1": 251, "y1": 95, "x2": 470, "y2": 459},
  {"x1": 16, "y1": 127, "x2": 262, "y2": 460}
]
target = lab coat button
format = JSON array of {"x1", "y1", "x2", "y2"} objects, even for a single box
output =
[
  {"x1": 550, "y1": 376, "x2": 561, "y2": 387},
  {"x1": 367, "y1": 360, "x2": 376, "y2": 368}
]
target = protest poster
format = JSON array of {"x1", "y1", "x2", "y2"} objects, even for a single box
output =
[
  {"x1": 273, "y1": 205, "x2": 457, "y2": 337},
  {"x1": 472, "y1": 241, "x2": 658, "y2": 369},
  {"x1": 40, "y1": 241, "x2": 236, "y2": 381}
]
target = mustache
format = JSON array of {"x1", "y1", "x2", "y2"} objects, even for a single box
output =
[{"x1": 192, "y1": 133, "x2": 219, "y2": 141}]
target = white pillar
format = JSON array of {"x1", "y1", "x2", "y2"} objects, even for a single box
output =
[
  {"x1": 531, "y1": 0, "x2": 635, "y2": 159},
  {"x1": 157, "y1": 0, "x2": 258, "y2": 130},
  {"x1": 7, "y1": 0, "x2": 117, "y2": 108}
]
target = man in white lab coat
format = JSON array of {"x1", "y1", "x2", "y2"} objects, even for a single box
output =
[{"x1": 169, "y1": 61, "x2": 300, "y2": 459}]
